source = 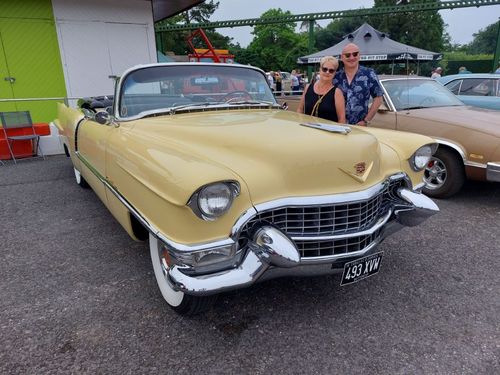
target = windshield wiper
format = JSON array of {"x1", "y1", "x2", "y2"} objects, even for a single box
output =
[
  {"x1": 168, "y1": 102, "x2": 220, "y2": 114},
  {"x1": 226, "y1": 100, "x2": 278, "y2": 106}
]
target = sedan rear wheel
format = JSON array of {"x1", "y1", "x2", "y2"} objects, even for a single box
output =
[
  {"x1": 149, "y1": 233, "x2": 216, "y2": 315},
  {"x1": 423, "y1": 148, "x2": 465, "y2": 198}
]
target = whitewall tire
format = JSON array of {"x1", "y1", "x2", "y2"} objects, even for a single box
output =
[
  {"x1": 149, "y1": 233, "x2": 216, "y2": 315},
  {"x1": 74, "y1": 168, "x2": 89, "y2": 188}
]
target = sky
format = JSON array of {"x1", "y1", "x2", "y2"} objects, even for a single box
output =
[{"x1": 210, "y1": 0, "x2": 500, "y2": 47}]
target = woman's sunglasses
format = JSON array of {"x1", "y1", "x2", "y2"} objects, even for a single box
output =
[
  {"x1": 321, "y1": 67, "x2": 336, "y2": 74},
  {"x1": 343, "y1": 51, "x2": 359, "y2": 58}
]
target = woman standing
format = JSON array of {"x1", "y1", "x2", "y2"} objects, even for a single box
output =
[{"x1": 297, "y1": 56, "x2": 345, "y2": 123}]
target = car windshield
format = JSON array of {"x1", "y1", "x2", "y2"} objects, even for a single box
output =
[
  {"x1": 118, "y1": 64, "x2": 277, "y2": 118},
  {"x1": 382, "y1": 78, "x2": 464, "y2": 111}
]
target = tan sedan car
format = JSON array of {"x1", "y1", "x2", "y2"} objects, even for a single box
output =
[
  {"x1": 372, "y1": 76, "x2": 500, "y2": 198},
  {"x1": 278, "y1": 76, "x2": 500, "y2": 198}
]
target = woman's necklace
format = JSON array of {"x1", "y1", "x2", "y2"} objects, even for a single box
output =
[
  {"x1": 312, "y1": 82, "x2": 334, "y2": 117},
  {"x1": 315, "y1": 82, "x2": 333, "y2": 97}
]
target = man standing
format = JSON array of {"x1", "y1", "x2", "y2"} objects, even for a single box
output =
[{"x1": 333, "y1": 43, "x2": 383, "y2": 126}]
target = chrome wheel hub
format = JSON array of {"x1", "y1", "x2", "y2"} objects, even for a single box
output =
[{"x1": 424, "y1": 157, "x2": 446, "y2": 190}]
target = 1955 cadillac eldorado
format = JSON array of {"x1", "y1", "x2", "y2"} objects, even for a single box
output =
[{"x1": 55, "y1": 63, "x2": 439, "y2": 315}]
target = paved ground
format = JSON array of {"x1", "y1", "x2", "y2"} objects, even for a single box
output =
[{"x1": 1, "y1": 155, "x2": 499, "y2": 374}]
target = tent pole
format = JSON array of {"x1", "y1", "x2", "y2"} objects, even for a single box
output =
[
  {"x1": 307, "y1": 19, "x2": 315, "y2": 82},
  {"x1": 391, "y1": 61, "x2": 394, "y2": 75}
]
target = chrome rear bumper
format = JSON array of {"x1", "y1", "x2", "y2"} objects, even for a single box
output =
[{"x1": 166, "y1": 188, "x2": 439, "y2": 296}]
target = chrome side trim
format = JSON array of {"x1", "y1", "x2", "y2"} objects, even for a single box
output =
[
  {"x1": 75, "y1": 152, "x2": 235, "y2": 253},
  {"x1": 486, "y1": 162, "x2": 500, "y2": 182},
  {"x1": 464, "y1": 160, "x2": 487, "y2": 169},
  {"x1": 434, "y1": 139, "x2": 467, "y2": 162}
]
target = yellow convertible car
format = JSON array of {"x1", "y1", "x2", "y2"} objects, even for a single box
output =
[{"x1": 56, "y1": 63, "x2": 438, "y2": 315}]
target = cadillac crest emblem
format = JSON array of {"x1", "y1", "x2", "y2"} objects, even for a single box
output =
[{"x1": 354, "y1": 162, "x2": 366, "y2": 176}]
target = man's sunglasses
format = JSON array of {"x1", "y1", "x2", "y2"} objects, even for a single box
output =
[
  {"x1": 343, "y1": 51, "x2": 359, "y2": 58},
  {"x1": 321, "y1": 67, "x2": 336, "y2": 74}
]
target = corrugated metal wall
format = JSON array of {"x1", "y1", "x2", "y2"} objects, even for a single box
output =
[{"x1": 52, "y1": 0, "x2": 157, "y2": 99}]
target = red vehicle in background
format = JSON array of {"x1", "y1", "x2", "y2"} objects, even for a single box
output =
[{"x1": 187, "y1": 28, "x2": 235, "y2": 64}]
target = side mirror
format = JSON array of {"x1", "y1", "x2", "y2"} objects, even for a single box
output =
[
  {"x1": 81, "y1": 108, "x2": 95, "y2": 119},
  {"x1": 94, "y1": 111, "x2": 113, "y2": 125}
]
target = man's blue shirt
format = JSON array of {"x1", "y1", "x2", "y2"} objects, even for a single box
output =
[{"x1": 334, "y1": 66, "x2": 383, "y2": 125}]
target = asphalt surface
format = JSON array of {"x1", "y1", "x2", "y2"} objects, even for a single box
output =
[{"x1": 1, "y1": 155, "x2": 499, "y2": 374}]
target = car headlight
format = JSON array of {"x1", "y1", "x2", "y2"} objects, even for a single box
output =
[
  {"x1": 188, "y1": 181, "x2": 240, "y2": 221},
  {"x1": 410, "y1": 144, "x2": 438, "y2": 171}
]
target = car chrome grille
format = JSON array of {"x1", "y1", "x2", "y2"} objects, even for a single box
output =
[
  {"x1": 295, "y1": 229, "x2": 382, "y2": 258},
  {"x1": 239, "y1": 177, "x2": 407, "y2": 259}
]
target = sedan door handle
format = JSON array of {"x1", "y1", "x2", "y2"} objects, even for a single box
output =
[{"x1": 4, "y1": 77, "x2": 15, "y2": 83}]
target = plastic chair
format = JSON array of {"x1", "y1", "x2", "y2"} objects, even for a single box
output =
[{"x1": 0, "y1": 111, "x2": 45, "y2": 164}]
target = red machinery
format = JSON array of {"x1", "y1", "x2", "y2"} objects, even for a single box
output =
[{"x1": 187, "y1": 28, "x2": 234, "y2": 63}]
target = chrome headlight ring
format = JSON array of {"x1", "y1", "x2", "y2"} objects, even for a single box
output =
[
  {"x1": 188, "y1": 181, "x2": 240, "y2": 221},
  {"x1": 410, "y1": 143, "x2": 438, "y2": 171}
]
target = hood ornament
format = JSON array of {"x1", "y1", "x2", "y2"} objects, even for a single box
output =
[{"x1": 300, "y1": 122, "x2": 351, "y2": 135}]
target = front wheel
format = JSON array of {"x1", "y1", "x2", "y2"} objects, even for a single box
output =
[
  {"x1": 149, "y1": 233, "x2": 216, "y2": 315},
  {"x1": 423, "y1": 148, "x2": 465, "y2": 198}
]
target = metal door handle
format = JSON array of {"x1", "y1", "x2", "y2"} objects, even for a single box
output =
[{"x1": 4, "y1": 77, "x2": 15, "y2": 83}]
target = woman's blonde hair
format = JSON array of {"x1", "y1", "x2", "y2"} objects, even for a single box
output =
[{"x1": 320, "y1": 56, "x2": 339, "y2": 70}]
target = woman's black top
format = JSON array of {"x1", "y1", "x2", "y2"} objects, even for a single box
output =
[{"x1": 303, "y1": 83, "x2": 338, "y2": 122}]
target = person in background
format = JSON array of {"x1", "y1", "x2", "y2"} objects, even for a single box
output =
[
  {"x1": 291, "y1": 70, "x2": 300, "y2": 95},
  {"x1": 333, "y1": 43, "x2": 383, "y2": 126},
  {"x1": 275, "y1": 71, "x2": 282, "y2": 95},
  {"x1": 494, "y1": 63, "x2": 500, "y2": 74},
  {"x1": 431, "y1": 67, "x2": 443, "y2": 79},
  {"x1": 296, "y1": 56, "x2": 345, "y2": 123},
  {"x1": 458, "y1": 66, "x2": 472, "y2": 74},
  {"x1": 267, "y1": 71, "x2": 274, "y2": 89}
]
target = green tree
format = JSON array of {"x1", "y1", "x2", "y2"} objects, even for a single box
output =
[
  {"x1": 313, "y1": 1, "x2": 445, "y2": 54},
  {"x1": 246, "y1": 9, "x2": 309, "y2": 71},
  {"x1": 314, "y1": 16, "x2": 369, "y2": 51},
  {"x1": 464, "y1": 22, "x2": 499, "y2": 55},
  {"x1": 370, "y1": 0, "x2": 445, "y2": 53},
  {"x1": 156, "y1": 1, "x2": 223, "y2": 55}
]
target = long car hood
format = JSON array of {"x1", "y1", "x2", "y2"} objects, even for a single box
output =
[
  {"x1": 404, "y1": 106, "x2": 500, "y2": 137},
  {"x1": 127, "y1": 110, "x2": 399, "y2": 205}
]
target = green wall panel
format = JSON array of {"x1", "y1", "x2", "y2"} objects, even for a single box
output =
[
  {"x1": 0, "y1": 0, "x2": 53, "y2": 20},
  {"x1": 0, "y1": 0, "x2": 66, "y2": 123}
]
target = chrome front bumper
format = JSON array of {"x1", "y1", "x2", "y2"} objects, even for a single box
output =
[
  {"x1": 165, "y1": 188, "x2": 439, "y2": 296},
  {"x1": 486, "y1": 162, "x2": 500, "y2": 182}
]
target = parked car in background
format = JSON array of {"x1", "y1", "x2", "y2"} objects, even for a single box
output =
[
  {"x1": 266, "y1": 71, "x2": 292, "y2": 95},
  {"x1": 56, "y1": 63, "x2": 439, "y2": 315},
  {"x1": 371, "y1": 76, "x2": 500, "y2": 198},
  {"x1": 437, "y1": 73, "x2": 500, "y2": 110}
]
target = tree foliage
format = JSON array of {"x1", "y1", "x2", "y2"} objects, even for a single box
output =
[
  {"x1": 244, "y1": 9, "x2": 309, "y2": 71},
  {"x1": 464, "y1": 22, "x2": 499, "y2": 55},
  {"x1": 157, "y1": 1, "x2": 228, "y2": 55},
  {"x1": 313, "y1": 0, "x2": 445, "y2": 54}
]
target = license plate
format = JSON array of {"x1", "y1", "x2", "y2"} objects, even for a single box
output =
[{"x1": 340, "y1": 252, "x2": 383, "y2": 286}]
